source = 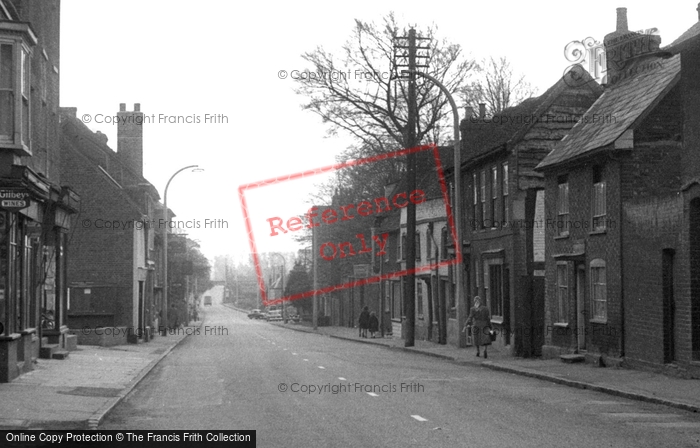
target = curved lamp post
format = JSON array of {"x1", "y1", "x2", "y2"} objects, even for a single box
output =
[
  {"x1": 401, "y1": 69, "x2": 465, "y2": 347},
  {"x1": 162, "y1": 164, "x2": 202, "y2": 335}
]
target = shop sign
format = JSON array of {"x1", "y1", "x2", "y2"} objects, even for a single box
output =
[{"x1": 0, "y1": 188, "x2": 30, "y2": 212}]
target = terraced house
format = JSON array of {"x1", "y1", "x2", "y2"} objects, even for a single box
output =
[
  {"x1": 536, "y1": 7, "x2": 700, "y2": 377},
  {"x1": 457, "y1": 72, "x2": 601, "y2": 357},
  {"x1": 0, "y1": 0, "x2": 80, "y2": 381}
]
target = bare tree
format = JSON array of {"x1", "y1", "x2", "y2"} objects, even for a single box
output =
[
  {"x1": 462, "y1": 56, "x2": 537, "y2": 116},
  {"x1": 295, "y1": 12, "x2": 478, "y2": 151}
]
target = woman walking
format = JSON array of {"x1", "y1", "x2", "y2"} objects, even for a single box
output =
[{"x1": 464, "y1": 296, "x2": 492, "y2": 358}]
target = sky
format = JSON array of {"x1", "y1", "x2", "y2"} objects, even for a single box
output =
[{"x1": 59, "y1": 0, "x2": 699, "y2": 265}]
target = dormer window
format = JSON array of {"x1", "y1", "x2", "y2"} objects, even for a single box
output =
[{"x1": 0, "y1": 21, "x2": 37, "y2": 156}]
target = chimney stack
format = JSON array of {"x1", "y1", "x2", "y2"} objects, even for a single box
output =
[
  {"x1": 464, "y1": 106, "x2": 474, "y2": 119},
  {"x1": 616, "y1": 7, "x2": 628, "y2": 32},
  {"x1": 603, "y1": 7, "x2": 661, "y2": 85},
  {"x1": 478, "y1": 103, "x2": 486, "y2": 119},
  {"x1": 697, "y1": 2, "x2": 700, "y2": 21},
  {"x1": 117, "y1": 103, "x2": 144, "y2": 177}
]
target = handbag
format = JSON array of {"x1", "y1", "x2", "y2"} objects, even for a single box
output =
[{"x1": 489, "y1": 329, "x2": 497, "y2": 342}]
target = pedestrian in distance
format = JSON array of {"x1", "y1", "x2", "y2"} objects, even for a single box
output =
[
  {"x1": 368, "y1": 311, "x2": 379, "y2": 338},
  {"x1": 358, "y1": 306, "x2": 370, "y2": 338},
  {"x1": 463, "y1": 296, "x2": 492, "y2": 358}
]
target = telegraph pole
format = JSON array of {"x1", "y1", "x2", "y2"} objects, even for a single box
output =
[{"x1": 395, "y1": 28, "x2": 429, "y2": 347}]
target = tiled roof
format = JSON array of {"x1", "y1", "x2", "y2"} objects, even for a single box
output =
[{"x1": 537, "y1": 54, "x2": 681, "y2": 170}]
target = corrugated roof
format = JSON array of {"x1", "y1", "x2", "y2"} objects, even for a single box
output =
[{"x1": 537, "y1": 53, "x2": 681, "y2": 169}]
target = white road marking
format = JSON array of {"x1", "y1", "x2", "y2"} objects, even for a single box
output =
[
  {"x1": 318, "y1": 366, "x2": 325, "y2": 369},
  {"x1": 411, "y1": 415, "x2": 428, "y2": 422},
  {"x1": 283, "y1": 348, "x2": 287, "y2": 351},
  {"x1": 292, "y1": 353, "x2": 297, "y2": 355},
  {"x1": 303, "y1": 359, "x2": 308, "y2": 361},
  {"x1": 367, "y1": 392, "x2": 379, "y2": 397},
  {"x1": 338, "y1": 377, "x2": 347, "y2": 381}
]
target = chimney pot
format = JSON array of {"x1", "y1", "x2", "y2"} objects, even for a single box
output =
[
  {"x1": 478, "y1": 103, "x2": 486, "y2": 119},
  {"x1": 119, "y1": 103, "x2": 126, "y2": 112},
  {"x1": 616, "y1": 7, "x2": 628, "y2": 32},
  {"x1": 465, "y1": 106, "x2": 474, "y2": 119},
  {"x1": 134, "y1": 103, "x2": 140, "y2": 112},
  {"x1": 697, "y1": 2, "x2": 700, "y2": 21}
]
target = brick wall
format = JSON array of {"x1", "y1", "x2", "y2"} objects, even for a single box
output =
[
  {"x1": 61, "y1": 123, "x2": 141, "y2": 328},
  {"x1": 543, "y1": 157, "x2": 622, "y2": 356}
]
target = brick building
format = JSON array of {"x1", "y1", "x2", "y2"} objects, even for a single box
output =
[
  {"x1": 398, "y1": 147, "x2": 454, "y2": 344},
  {"x1": 536, "y1": 7, "x2": 700, "y2": 377},
  {"x1": 0, "y1": 0, "x2": 81, "y2": 382},
  {"x1": 60, "y1": 104, "x2": 162, "y2": 345},
  {"x1": 458, "y1": 74, "x2": 601, "y2": 357}
]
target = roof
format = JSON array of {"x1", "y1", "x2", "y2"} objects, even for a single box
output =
[
  {"x1": 668, "y1": 21, "x2": 700, "y2": 48},
  {"x1": 460, "y1": 70, "x2": 599, "y2": 164},
  {"x1": 537, "y1": 53, "x2": 681, "y2": 170}
]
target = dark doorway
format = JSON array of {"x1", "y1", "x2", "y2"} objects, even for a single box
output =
[
  {"x1": 662, "y1": 249, "x2": 675, "y2": 363},
  {"x1": 138, "y1": 281, "x2": 145, "y2": 338},
  {"x1": 690, "y1": 198, "x2": 700, "y2": 361}
]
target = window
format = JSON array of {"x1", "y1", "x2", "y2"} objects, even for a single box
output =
[
  {"x1": 483, "y1": 259, "x2": 503, "y2": 318},
  {"x1": 480, "y1": 170, "x2": 486, "y2": 228},
  {"x1": 473, "y1": 173, "x2": 478, "y2": 229},
  {"x1": 440, "y1": 227, "x2": 448, "y2": 260},
  {"x1": 557, "y1": 175, "x2": 569, "y2": 236},
  {"x1": 426, "y1": 225, "x2": 433, "y2": 260},
  {"x1": 417, "y1": 281, "x2": 423, "y2": 316},
  {"x1": 592, "y1": 166, "x2": 606, "y2": 231},
  {"x1": 0, "y1": 22, "x2": 36, "y2": 155},
  {"x1": 502, "y1": 163, "x2": 509, "y2": 223},
  {"x1": 415, "y1": 231, "x2": 421, "y2": 261},
  {"x1": 590, "y1": 259, "x2": 607, "y2": 321},
  {"x1": 391, "y1": 281, "x2": 402, "y2": 320},
  {"x1": 491, "y1": 166, "x2": 498, "y2": 225},
  {"x1": 556, "y1": 262, "x2": 569, "y2": 323}
]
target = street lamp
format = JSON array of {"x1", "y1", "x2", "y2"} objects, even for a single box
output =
[
  {"x1": 162, "y1": 164, "x2": 202, "y2": 335},
  {"x1": 401, "y1": 69, "x2": 466, "y2": 347},
  {"x1": 270, "y1": 252, "x2": 286, "y2": 321}
]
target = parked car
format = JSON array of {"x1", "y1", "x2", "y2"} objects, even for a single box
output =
[
  {"x1": 248, "y1": 309, "x2": 265, "y2": 319},
  {"x1": 266, "y1": 309, "x2": 283, "y2": 322},
  {"x1": 204, "y1": 296, "x2": 212, "y2": 306}
]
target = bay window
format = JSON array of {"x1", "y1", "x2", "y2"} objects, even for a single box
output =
[{"x1": 0, "y1": 22, "x2": 37, "y2": 155}]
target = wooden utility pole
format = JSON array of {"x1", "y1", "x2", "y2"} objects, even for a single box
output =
[{"x1": 395, "y1": 28, "x2": 429, "y2": 347}]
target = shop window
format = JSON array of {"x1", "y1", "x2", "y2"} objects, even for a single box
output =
[{"x1": 483, "y1": 259, "x2": 503, "y2": 318}]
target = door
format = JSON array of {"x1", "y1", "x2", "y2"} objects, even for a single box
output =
[
  {"x1": 662, "y1": 249, "x2": 675, "y2": 363},
  {"x1": 138, "y1": 281, "x2": 145, "y2": 338},
  {"x1": 576, "y1": 265, "x2": 586, "y2": 352}
]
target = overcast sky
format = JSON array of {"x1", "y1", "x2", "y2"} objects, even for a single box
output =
[{"x1": 59, "y1": 0, "x2": 698, "y2": 264}]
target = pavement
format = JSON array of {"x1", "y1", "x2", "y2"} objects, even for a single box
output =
[
  {"x1": 245, "y1": 308, "x2": 700, "y2": 415},
  {"x1": 0, "y1": 321, "x2": 202, "y2": 430}
]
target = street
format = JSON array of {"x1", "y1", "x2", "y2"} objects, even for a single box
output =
[{"x1": 101, "y1": 293, "x2": 700, "y2": 447}]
